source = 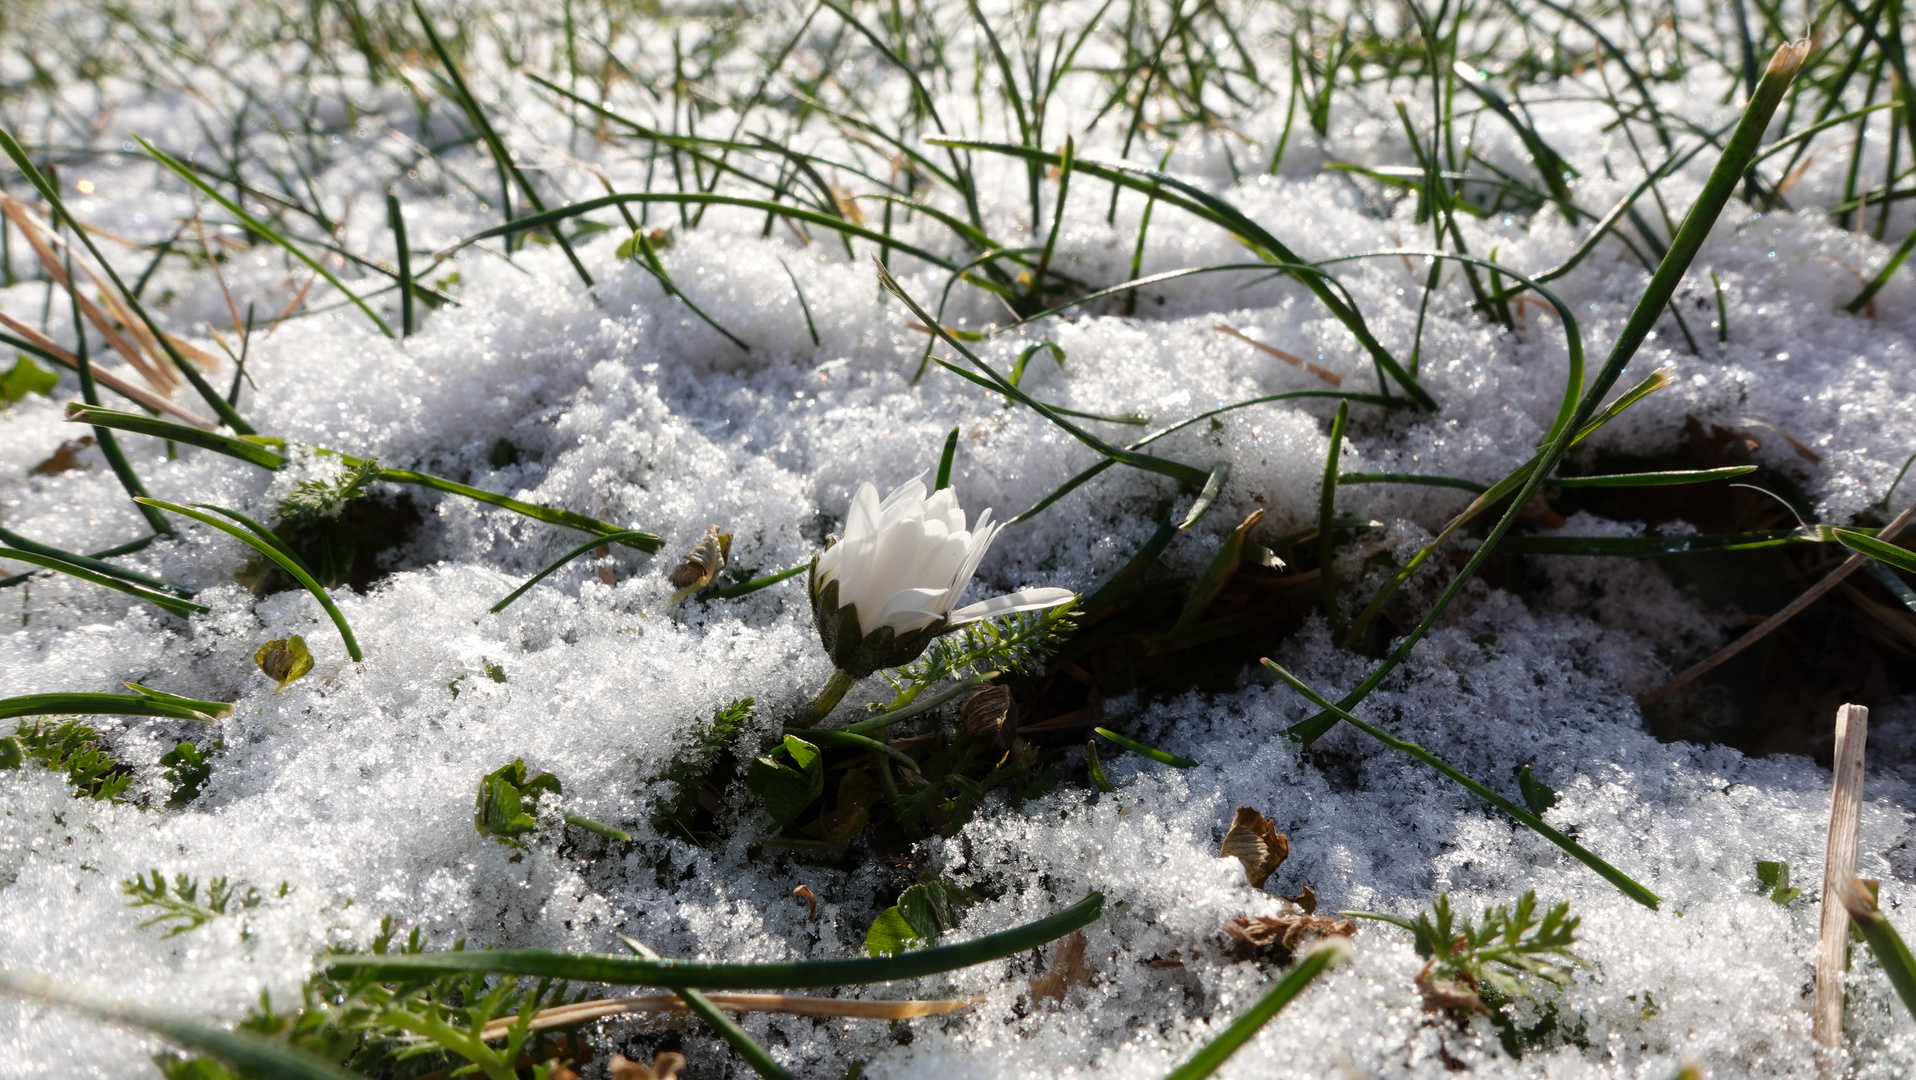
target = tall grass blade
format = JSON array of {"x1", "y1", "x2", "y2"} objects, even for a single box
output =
[
  {"x1": 0, "y1": 690, "x2": 231, "y2": 723},
  {"x1": 327, "y1": 892, "x2": 1103, "y2": 986},
  {"x1": 1303, "y1": 45, "x2": 1807, "y2": 735},
  {"x1": 1161, "y1": 941, "x2": 1346, "y2": 1080},
  {"x1": 137, "y1": 499, "x2": 363, "y2": 662},
  {"x1": 135, "y1": 136, "x2": 395, "y2": 338},
  {"x1": 1262, "y1": 658, "x2": 1659, "y2": 908},
  {"x1": 0, "y1": 547, "x2": 207, "y2": 617},
  {"x1": 490, "y1": 529, "x2": 664, "y2": 612}
]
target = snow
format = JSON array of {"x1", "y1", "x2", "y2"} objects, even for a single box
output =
[{"x1": 2, "y1": 1, "x2": 1916, "y2": 1076}]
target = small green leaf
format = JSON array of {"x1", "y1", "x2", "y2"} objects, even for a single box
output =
[
  {"x1": 864, "y1": 906, "x2": 923, "y2": 956},
  {"x1": 1756, "y1": 860, "x2": 1800, "y2": 904},
  {"x1": 0, "y1": 355, "x2": 57, "y2": 406},
  {"x1": 474, "y1": 759, "x2": 562, "y2": 848},
  {"x1": 897, "y1": 884, "x2": 951, "y2": 941},
  {"x1": 1518, "y1": 765, "x2": 1558, "y2": 815},
  {"x1": 253, "y1": 636, "x2": 314, "y2": 692},
  {"x1": 1093, "y1": 727, "x2": 1196, "y2": 768},
  {"x1": 746, "y1": 735, "x2": 825, "y2": 827},
  {"x1": 485, "y1": 662, "x2": 508, "y2": 684},
  {"x1": 160, "y1": 741, "x2": 219, "y2": 809}
]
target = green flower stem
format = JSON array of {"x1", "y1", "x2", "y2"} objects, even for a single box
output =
[
  {"x1": 792, "y1": 668, "x2": 857, "y2": 728},
  {"x1": 841, "y1": 673, "x2": 993, "y2": 736}
]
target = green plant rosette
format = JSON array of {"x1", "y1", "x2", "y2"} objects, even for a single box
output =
[{"x1": 809, "y1": 555, "x2": 948, "y2": 678}]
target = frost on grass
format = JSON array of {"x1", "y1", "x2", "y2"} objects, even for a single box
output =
[{"x1": 1, "y1": 0, "x2": 1915, "y2": 1077}]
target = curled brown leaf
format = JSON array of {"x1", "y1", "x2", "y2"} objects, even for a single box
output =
[
  {"x1": 1219, "y1": 807, "x2": 1289, "y2": 888},
  {"x1": 610, "y1": 1052, "x2": 686, "y2": 1080}
]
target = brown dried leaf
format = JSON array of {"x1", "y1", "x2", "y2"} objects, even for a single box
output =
[
  {"x1": 29, "y1": 437, "x2": 93, "y2": 476},
  {"x1": 1219, "y1": 807, "x2": 1289, "y2": 888},
  {"x1": 1028, "y1": 929, "x2": 1090, "y2": 1005},
  {"x1": 668, "y1": 524, "x2": 730, "y2": 599},
  {"x1": 610, "y1": 1052, "x2": 686, "y2": 1080},
  {"x1": 1417, "y1": 978, "x2": 1486, "y2": 1014},
  {"x1": 1287, "y1": 885, "x2": 1318, "y2": 914},
  {"x1": 960, "y1": 684, "x2": 1018, "y2": 748},
  {"x1": 1223, "y1": 912, "x2": 1357, "y2": 955},
  {"x1": 793, "y1": 883, "x2": 818, "y2": 920}
]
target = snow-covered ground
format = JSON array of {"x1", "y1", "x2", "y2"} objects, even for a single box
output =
[{"x1": 3, "y1": 1, "x2": 1916, "y2": 1075}]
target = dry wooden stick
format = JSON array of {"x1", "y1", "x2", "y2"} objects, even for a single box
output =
[
  {"x1": 0, "y1": 196, "x2": 176, "y2": 392},
  {"x1": 478, "y1": 991, "x2": 985, "y2": 1042},
  {"x1": 0, "y1": 309, "x2": 212, "y2": 427},
  {"x1": 1213, "y1": 323, "x2": 1343, "y2": 386},
  {"x1": 1815, "y1": 702, "x2": 1869, "y2": 1064},
  {"x1": 1638, "y1": 504, "x2": 1916, "y2": 705}
]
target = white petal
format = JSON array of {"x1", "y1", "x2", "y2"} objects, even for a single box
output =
[
  {"x1": 843, "y1": 482, "x2": 883, "y2": 541},
  {"x1": 925, "y1": 487, "x2": 964, "y2": 529},
  {"x1": 940, "y1": 518, "x2": 1001, "y2": 611},
  {"x1": 879, "y1": 472, "x2": 930, "y2": 512},
  {"x1": 871, "y1": 588, "x2": 949, "y2": 635},
  {"x1": 946, "y1": 587, "x2": 1077, "y2": 626}
]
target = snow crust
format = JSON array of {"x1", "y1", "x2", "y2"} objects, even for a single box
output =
[{"x1": 2, "y1": 1, "x2": 1916, "y2": 1076}]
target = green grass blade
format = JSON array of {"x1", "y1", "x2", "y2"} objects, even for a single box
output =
[
  {"x1": 328, "y1": 892, "x2": 1102, "y2": 987},
  {"x1": 490, "y1": 530, "x2": 674, "y2": 612},
  {"x1": 0, "y1": 527, "x2": 185, "y2": 595},
  {"x1": 707, "y1": 564, "x2": 807, "y2": 599},
  {"x1": 1317, "y1": 401, "x2": 1348, "y2": 631},
  {"x1": 1338, "y1": 472, "x2": 1488, "y2": 493},
  {"x1": 412, "y1": 1, "x2": 593, "y2": 289},
  {"x1": 1305, "y1": 45, "x2": 1806, "y2": 737},
  {"x1": 836, "y1": 674, "x2": 992, "y2": 737},
  {"x1": 1839, "y1": 876, "x2": 1916, "y2": 1023},
  {"x1": 926, "y1": 138, "x2": 1436, "y2": 410},
  {"x1": 1496, "y1": 529, "x2": 1808, "y2": 556},
  {"x1": 931, "y1": 358, "x2": 1148, "y2": 424},
  {"x1": 806, "y1": 729, "x2": 920, "y2": 772},
  {"x1": 878, "y1": 262, "x2": 1208, "y2": 487},
  {"x1": 1261, "y1": 659, "x2": 1660, "y2": 909},
  {"x1": 1010, "y1": 390, "x2": 1399, "y2": 526},
  {"x1": 64, "y1": 404, "x2": 287, "y2": 468},
  {"x1": 1179, "y1": 463, "x2": 1230, "y2": 530},
  {"x1": 456, "y1": 193, "x2": 958, "y2": 269},
  {"x1": 1551, "y1": 467, "x2": 1757, "y2": 487},
  {"x1": 193, "y1": 504, "x2": 316, "y2": 576},
  {"x1": 64, "y1": 407, "x2": 650, "y2": 551},
  {"x1": 1093, "y1": 727, "x2": 1196, "y2": 768},
  {"x1": 60, "y1": 247, "x2": 173, "y2": 536},
  {"x1": 0, "y1": 969, "x2": 366, "y2": 1080},
  {"x1": 673, "y1": 983, "x2": 794, "y2": 1080},
  {"x1": 779, "y1": 258, "x2": 821, "y2": 346},
  {"x1": 387, "y1": 192, "x2": 414, "y2": 336},
  {"x1": 562, "y1": 812, "x2": 633, "y2": 842},
  {"x1": 0, "y1": 548, "x2": 207, "y2": 617},
  {"x1": 1846, "y1": 224, "x2": 1916, "y2": 312},
  {"x1": 1161, "y1": 941, "x2": 1346, "y2": 1080},
  {"x1": 935, "y1": 426, "x2": 960, "y2": 490},
  {"x1": 0, "y1": 691, "x2": 230, "y2": 723},
  {"x1": 137, "y1": 499, "x2": 362, "y2": 662},
  {"x1": 1834, "y1": 527, "x2": 1916, "y2": 573},
  {"x1": 369, "y1": 466, "x2": 658, "y2": 551},
  {"x1": 134, "y1": 136, "x2": 394, "y2": 338}
]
